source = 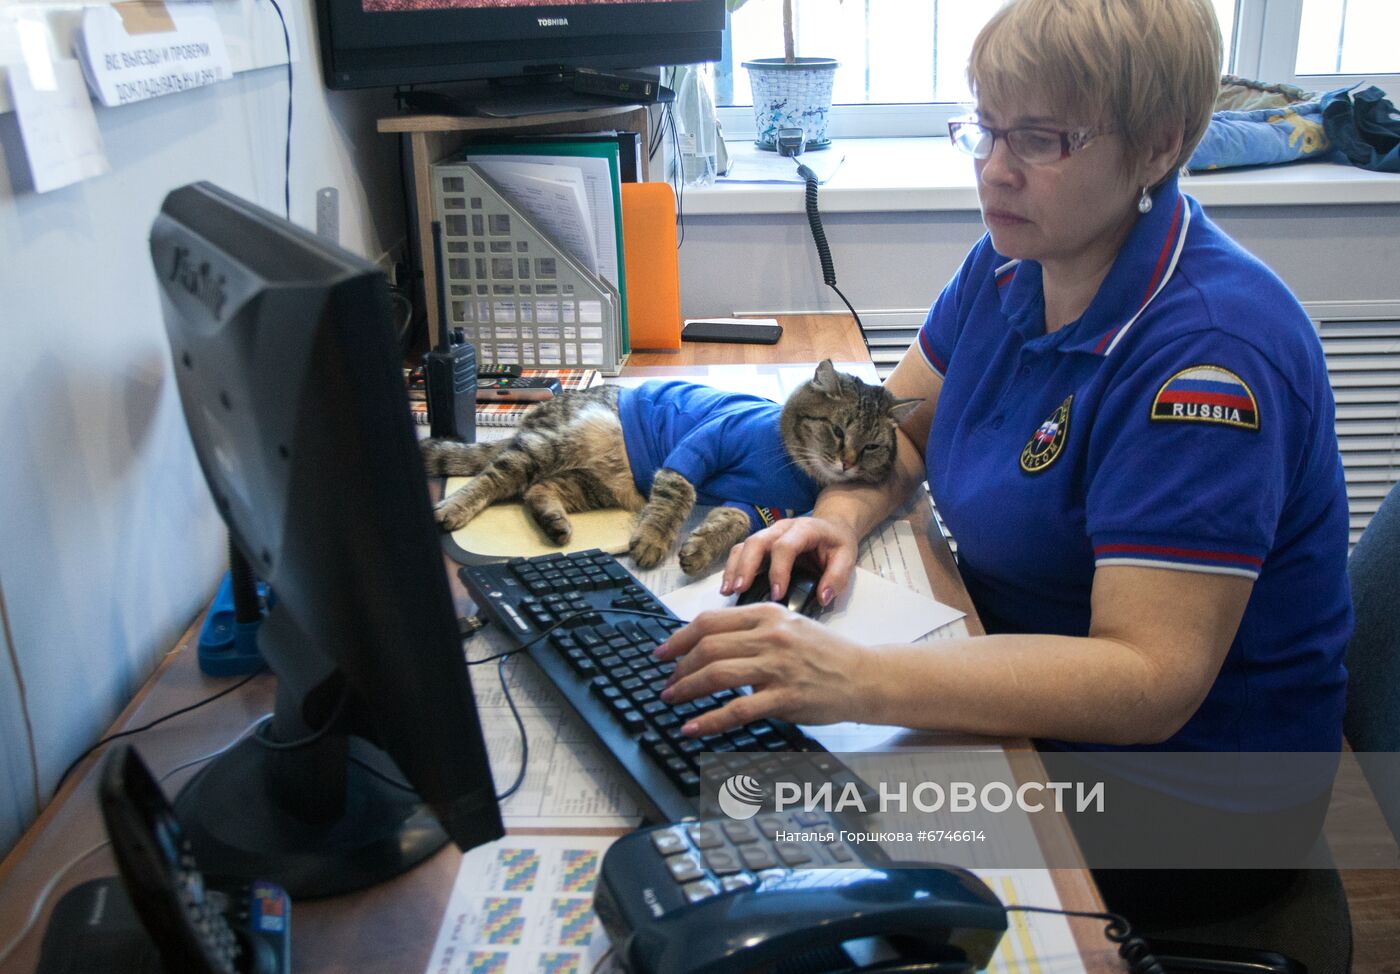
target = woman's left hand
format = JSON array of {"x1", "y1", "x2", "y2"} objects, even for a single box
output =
[{"x1": 653, "y1": 604, "x2": 877, "y2": 736}]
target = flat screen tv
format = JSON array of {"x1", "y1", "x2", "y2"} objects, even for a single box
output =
[{"x1": 314, "y1": 0, "x2": 726, "y2": 92}]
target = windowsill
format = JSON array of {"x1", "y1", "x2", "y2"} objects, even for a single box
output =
[{"x1": 682, "y1": 137, "x2": 1400, "y2": 216}]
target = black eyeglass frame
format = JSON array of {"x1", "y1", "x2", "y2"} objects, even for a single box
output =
[{"x1": 947, "y1": 114, "x2": 1114, "y2": 165}]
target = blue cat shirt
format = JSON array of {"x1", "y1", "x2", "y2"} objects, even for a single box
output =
[
  {"x1": 618, "y1": 381, "x2": 819, "y2": 532},
  {"x1": 917, "y1": 175, "x2": 1351, "y2": 753}
]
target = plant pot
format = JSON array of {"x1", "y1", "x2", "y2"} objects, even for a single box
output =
[{"x1": 741, "y1": 56, "x2": 839, "y2": 151}]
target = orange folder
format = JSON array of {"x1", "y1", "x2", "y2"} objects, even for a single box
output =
[{"x1": 620, "y1": 182, "x2": 682, "y2": 350}]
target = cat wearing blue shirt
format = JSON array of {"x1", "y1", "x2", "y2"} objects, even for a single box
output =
[{"x1": 422, "y1": 360, "x2": 917, "y2": 574}]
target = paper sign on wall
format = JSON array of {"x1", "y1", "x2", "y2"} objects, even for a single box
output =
[
  {"x1": 8, "y1": 57, "x2": 110, "y2": 193},
  {"x1": 75, "y1": 1, "x2": 231, "y2": 107}
]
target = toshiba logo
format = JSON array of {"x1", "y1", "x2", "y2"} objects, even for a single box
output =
[{"x1": 537, "y1": 16, "x2": 568, "y2": 26}]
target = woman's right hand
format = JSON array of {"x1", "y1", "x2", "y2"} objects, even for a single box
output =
[{"x1": 720, "y1": 516, "x2": 861, "y2": 608}]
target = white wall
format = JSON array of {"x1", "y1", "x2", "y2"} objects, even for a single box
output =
[{"x1": 0, "y1": 1, "x2": 401, "y2": 855}]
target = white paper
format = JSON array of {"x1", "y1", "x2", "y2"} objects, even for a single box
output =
[
  {"x1": 719, "y1": 144, "x2": 845, "y2": 183},
  {"x1": 424, "y1": 835, "x2": 623, "y2": 974},
  {"x1": 75, "y1": 3, "x2": 231, "y2": 107},
  {"x1": 662, "y1": 566, "x2": 964, "y2": 645},
  {"x1": 8, "y1": 57, "x2": 108, "y2": 193},
  {"x1": 474, "y1": 159, "x2": 598, "y2": 276},
  {"x1": 466, "y1": 151, "x2": 619, "y2": 295}
]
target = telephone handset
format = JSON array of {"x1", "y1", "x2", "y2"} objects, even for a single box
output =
[
  {"x1": 35, "y1": 745, "x2": 291, "y2": 974},
  {"x1": 593, "y1": 812, "x2": 1007, "y2": 974}
]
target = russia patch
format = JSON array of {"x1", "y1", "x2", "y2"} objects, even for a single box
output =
[{"x1": 1151, "y1": 365, "x2": 1259, "y2": 431}]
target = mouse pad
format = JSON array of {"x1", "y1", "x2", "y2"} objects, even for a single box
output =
[{"x1": 442, "y1": 476, "x2": 636, "y2": 560}]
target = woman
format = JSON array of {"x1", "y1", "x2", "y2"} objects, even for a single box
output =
[{"x1": 656, "y1": 0, "x2": 1350, "y2": 762}]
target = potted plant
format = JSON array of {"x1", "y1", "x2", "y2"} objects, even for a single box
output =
[{"x1": 727, "y1": 0, "x2": 840, "y2": 151}]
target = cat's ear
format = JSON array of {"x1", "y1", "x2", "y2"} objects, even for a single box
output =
[
  {"x1": 811, "y1": 359, "x2": 842, "y2": 397},
  {"x1": 887, "y1": 396, "x2": 923, "y2": 421}
]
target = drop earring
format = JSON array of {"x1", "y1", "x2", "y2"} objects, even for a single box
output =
[{"x1": 1137, "y1": 186, "x2": 1153, "y2": 214}]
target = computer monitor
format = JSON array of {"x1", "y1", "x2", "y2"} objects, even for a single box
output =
[
  {"x1": 314, "y1": 0, "x2": 725, "y2": 92},
  {"x1": 151, "y1": 181, "x2": 504, "y2": 898}
]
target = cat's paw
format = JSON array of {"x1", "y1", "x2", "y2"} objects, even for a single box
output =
[
  {"x1": 537, "y1": 511, "x2": 573, "y2": 546},
  {"x1": 678, "y1": 536, "x2": 721, "y2": 576},
  {"x1": 434, "y1": 495, "x2": 475, "y2": 532},
  {"x1": 628, "y1": 526, "x2": 673, "y2": 569}
]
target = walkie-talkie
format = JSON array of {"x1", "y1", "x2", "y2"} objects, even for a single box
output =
[{"x1": 425, "y1": 221, "x2": 477, "y2": 442}]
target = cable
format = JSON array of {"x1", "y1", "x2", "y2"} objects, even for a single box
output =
[
  {"x1": 795, "y1": 160, "x2": 870, "y2": 354},
  {"x1": 668, "y1": 102, "x2": 685, "y2": 249},
  {"x1": 159, "y1": 712, "x2": 274, "y2": 784},
  {"x1": 263, "y1": 0, "x2": 293, "y2": 219},
  {"x1": 0, "y1": 581, "x2": 42, "y2": 819},
  {"x1": 55, "y1": 667, "x2": 267, "y2": 792},
  {"x1": 1005, "y1": 905, "x2": 1164, "y2": 974},
  {"x1": 493, "y1": 654, "x2": 529, "y2": 801}
]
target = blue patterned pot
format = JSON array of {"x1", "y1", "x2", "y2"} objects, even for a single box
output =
[{"x1": 742, "y1": 57, "x2": 839, "y2": 151}]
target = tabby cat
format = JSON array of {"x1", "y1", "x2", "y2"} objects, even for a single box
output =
[{"x1": 422, "y1": 360, "x2": 918, "y2": 575}]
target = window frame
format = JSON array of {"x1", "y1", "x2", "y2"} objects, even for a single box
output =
[{"x1": 714, "y1": 0, "x2": 1397, "y2": 142}]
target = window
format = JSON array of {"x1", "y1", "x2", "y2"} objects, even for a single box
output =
[{"x1": 714, "y1": 0, "x2": 1395, "y2": 140}]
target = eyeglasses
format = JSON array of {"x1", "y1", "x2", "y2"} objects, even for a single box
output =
[{"x1": 947, "y1": 115, "x2": 1113, "y2": 166}]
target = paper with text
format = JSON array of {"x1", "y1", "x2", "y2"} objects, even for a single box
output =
[
  {"x1": 8, "y1": 58, "x2": 108, "y2": 193},
  {"x1": 473, "y1": 159, "x2": 598, "y2": 276}
]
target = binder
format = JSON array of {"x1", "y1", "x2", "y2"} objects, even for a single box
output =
[
  {"x1": 432, "y1": 161, "x2": 626, "y2": 374},
  {"x1": 620, "y1": 182, "x2": 682, "y2": 350},
  {"x1": 453, "y1": 140, "x2": 630, "y2": 355}
]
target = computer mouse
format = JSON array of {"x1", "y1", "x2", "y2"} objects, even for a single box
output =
[{"x1": 735, "y1": 560, "x2": 827, "y2": 620}]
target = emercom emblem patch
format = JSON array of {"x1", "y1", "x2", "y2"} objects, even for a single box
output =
[
  {"x1": 1151, "y1": 365, "x2": 1260, "y2": 431},
  {"x1": 1020, "y1": 395, "x2": 1073, "y2": 474}
]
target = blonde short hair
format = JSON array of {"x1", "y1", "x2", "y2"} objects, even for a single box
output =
[{"x1": 968, "y1": 0, "x2": 1221, "y2": 179}]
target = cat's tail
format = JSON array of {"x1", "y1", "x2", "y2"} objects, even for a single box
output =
[{"x1": 421, "y1": 438, "x2": 503, "y2": 477}]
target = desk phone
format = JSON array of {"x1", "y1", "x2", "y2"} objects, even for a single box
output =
[{"x1": 37, "y1": 746, "x2": 291, "y2": 974}]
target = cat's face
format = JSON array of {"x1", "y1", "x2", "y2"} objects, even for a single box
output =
[{"x1": 780, "y1": 361, "x2": 919, "y2": 486}]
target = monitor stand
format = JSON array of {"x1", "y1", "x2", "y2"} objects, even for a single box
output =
[{"x1": 397, "y1": 77, "x2": 638, "y2": 119}]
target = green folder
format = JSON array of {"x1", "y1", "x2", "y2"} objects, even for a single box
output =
[{"x1": 458, "y1": 139, "x2": 630, "y2": 356}]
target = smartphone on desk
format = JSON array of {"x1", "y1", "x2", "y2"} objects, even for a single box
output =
[{"x1": 681, "y1": 319, "x2": 783, "y2": 345}]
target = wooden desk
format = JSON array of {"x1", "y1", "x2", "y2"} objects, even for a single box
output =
[{"x1": 0, "y1": 315, "x2": 1117, "y2": 973}]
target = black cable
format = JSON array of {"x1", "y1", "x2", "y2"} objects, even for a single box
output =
[
  {"x1": 467, "y1": 605, "x2": 681, "y2": 802},
  {"x1": 55, "y1": 667, "x2": 267, "y2": 791},
  {"x1": 264, "y1": 0, "x2": 293, "y2": 219},
  {"x1": 493, "y1": 654, "x2": 529, "y2": 801},
  {"x1": 796, "y1": 160, "x2": 870, "y2": 354},
  {"x1": 668, "y1": 102, "x2": 686, "y2": 249},
  {"x1": 1005, "y1": 905, "x2": 1164, "y2": 974}
]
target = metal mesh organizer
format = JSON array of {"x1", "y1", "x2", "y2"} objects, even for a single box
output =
[{"x1": 431, "y1": 161, "x2": 625, "y2": 373}]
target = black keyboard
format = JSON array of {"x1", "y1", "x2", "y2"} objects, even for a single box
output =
[{"x1": 460, "y1": 549, "x2": 828, "y2": 822}]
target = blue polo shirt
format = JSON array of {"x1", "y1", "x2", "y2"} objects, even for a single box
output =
[
  {"x1": 618, "y1": 381, "x2": 819, "y2": 532},
  {"x1": 918, "y1": 176, "x2": 1351, "y2": 753}
]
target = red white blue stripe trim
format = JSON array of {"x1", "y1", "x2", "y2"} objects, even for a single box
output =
[
  {"x1": 1095, "y1": 542, "x2": 1263, "y2": 579},
  {"x1": 1096, "y1": 197, "x2": 1190, "y2": 356}
]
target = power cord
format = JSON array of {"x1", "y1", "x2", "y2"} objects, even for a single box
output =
[
  {"x1": 263, "y1": 0, "x2": 293, "y2": 219},
  {"x1": 793, "y1": 158, "x2": 870, "y2": 354},
  {"x1": 55, "y1": 667, "x2": 268, "y2": 792},
  {"x1": 1005, "y1": 905, "x2": 1165, "y2": 974}
]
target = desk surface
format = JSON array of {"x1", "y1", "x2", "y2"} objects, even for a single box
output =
[{"x1": 0, "y1": 315, "x2": 1117, "y2": 974}]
